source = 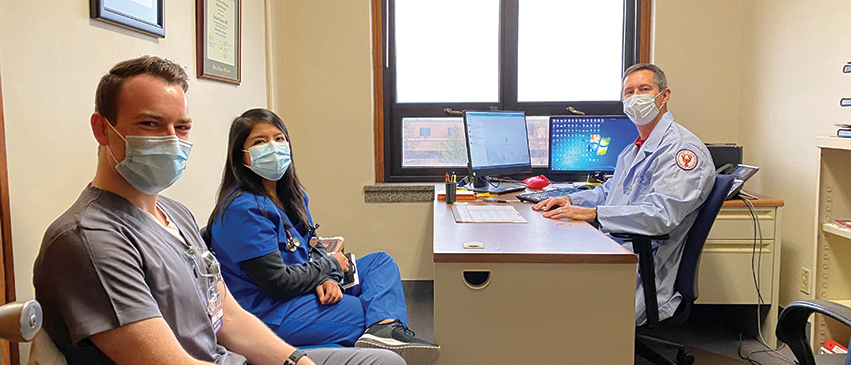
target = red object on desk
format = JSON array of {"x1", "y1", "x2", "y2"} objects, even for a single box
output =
[{"x1": 523, "y1": 175, "x2": 550, "y2": 189}]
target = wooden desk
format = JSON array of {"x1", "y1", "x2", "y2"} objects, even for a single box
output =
[
  {"x1": 433, "y1": 187, "x2": 638, "y2": 364},
  {"x1": 700, "y1": 193, "x2": 784, "y2": 347}
]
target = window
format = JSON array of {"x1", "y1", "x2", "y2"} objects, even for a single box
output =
[{"x1": 376, "y1": 0, "x2": 648, "y2": 182}]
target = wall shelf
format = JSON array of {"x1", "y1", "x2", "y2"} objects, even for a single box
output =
[
  {"x1": 824, "y1": 223, "x2": 851, "y2": 241},
  {"x1": 816, "y1": 136, "x2": 851, "y2": 151}
]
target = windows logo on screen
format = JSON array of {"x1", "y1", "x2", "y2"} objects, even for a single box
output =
[{"x1": 588, "y1": 134, "x2": 611, "y2": 156}]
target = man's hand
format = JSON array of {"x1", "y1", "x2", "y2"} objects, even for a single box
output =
[
  {"x1": 331, "y1": 251, "x2": 349, "y2": 273},
  {"x1": 541, "y1": 205, "x2": 597, "y2": 221},
  {"x1": 533, "y1": 196, "x2": 596, "y2": 221},
  {"x1": 532, "y1": 195, "x2": 572, "y2": 212},
  {"x1": 315, "y1": 280, "x2": 343, "y2": 305}
]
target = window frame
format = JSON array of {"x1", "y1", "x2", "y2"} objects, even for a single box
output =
[{"x1": 373, "y1": 0, "x2": 652, "y2": 183}]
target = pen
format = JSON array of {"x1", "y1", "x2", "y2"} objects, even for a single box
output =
[
  {"x1": 445, "y1": 173, "x2": 449, "y2": 182},
  {"x1": 484, "y1": 198, "x2": 518, "y2": 203}
]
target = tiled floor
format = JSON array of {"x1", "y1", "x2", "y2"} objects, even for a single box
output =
[{"x1": 403, "y1": 281, "x2": 798, "y2": 364}]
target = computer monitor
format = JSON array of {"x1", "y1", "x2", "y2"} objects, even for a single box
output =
[
  {"x1": 548, "y1": 115, "x2": 639, "y2": 177},
  {"x1": 463, "y1": 111, "x2": 532, "y2": 193}
]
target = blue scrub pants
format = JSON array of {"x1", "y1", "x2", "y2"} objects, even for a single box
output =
[{"x1": 269, "y1": 251, "x2": 408, "y2": 347}]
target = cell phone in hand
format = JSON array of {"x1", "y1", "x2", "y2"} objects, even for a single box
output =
[{"x1": 319, "y1": 236, "x2": 345, "y2": 254}]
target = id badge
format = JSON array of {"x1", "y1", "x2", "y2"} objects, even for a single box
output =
[{"x1": 207, "y1": 285, "x2": 223, "y2": 333}]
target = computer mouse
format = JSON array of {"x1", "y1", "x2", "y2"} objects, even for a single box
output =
[{"x1": 523, "y1": 175, "x2": 551, "y2": 189}]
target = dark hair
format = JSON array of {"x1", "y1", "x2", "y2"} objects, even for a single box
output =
[
  {"x1": 95, "y1": 56, "x2": 189, "y2": 125},
  {"x1": 623, "y1": 63, "x2": 668, "y2": 91},
  {"x1": 206, "y1": 108, "x2": 309, "y2": 242}
]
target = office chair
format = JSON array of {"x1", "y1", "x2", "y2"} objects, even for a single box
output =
[
  {"x1": 613, "y1": 174, "x2": 733, "y2": 365},
  {"x1": 776, "y1": 300, "x2": 851, "y2": 365}
]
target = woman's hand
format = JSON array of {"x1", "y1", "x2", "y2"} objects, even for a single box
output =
[
  {"x1": 332, "y1": 251, "x2": 349, "y2": 273},
  {"x1": 315, "y1": 280, "x2": 343, "y2": 305}
]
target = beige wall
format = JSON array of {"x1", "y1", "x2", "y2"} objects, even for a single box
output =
[
  {"x1": 0, "y1": 0, "x2": 269, "y2": 339},
  {"x1": 737, "y1": 1, "x2": 851, "y2": 305},
  {"x1": 653, "y1": 0, "x2": 744, "y2": 144},
  {"x1": 271, "y1": 1, "x2": 435, "y2": 279}
]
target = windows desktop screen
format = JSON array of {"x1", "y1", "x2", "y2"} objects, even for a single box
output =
[{"x1": 549, "y1": 116, "x2": 639, "y2": 172}]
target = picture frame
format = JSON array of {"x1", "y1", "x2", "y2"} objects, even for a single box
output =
[
  {"x1": 196, "y1": 0, "x2": 242, "y2": 84},
  {"x1": 90, "y1": 0, "x2": 165, "y2": 38}
]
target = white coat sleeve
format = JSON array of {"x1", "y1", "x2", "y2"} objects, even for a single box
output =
[
  {"x1": 568, "y1": 178, "x2": 612, "y2": 207},
  {"x1": 595, "y1": 146, "x2": 713, "y2": 239}
]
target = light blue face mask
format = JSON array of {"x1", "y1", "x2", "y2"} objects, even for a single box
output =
[
  {"x1": 106, "y1": 122, "x2": 193, "y2": 195},
  {"x1": 244, "y1": 141, "x2": 292, "y2": 181}
]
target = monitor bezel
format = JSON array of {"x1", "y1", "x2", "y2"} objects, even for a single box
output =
[
  {"x1": 547, "y1": 114, "x2": 636, "y2": 180},
  {"x1": 462, "y1": 110, "x2": 533, "y2": 179}
]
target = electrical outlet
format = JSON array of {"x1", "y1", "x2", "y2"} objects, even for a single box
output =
[{"x1": 801, "y1": 267, "x2": 811, "y2": 295}]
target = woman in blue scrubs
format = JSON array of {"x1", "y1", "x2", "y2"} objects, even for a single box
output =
[{"x1": 206, "y1": 108, "x2": 438, "y2": 365}]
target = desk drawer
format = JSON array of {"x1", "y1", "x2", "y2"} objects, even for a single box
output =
[
  {"x1": 433, "y1": 262, "x2": 635, "y2": 364},
  {"x1": 708, "y1": 207, "x2": 775, "y2": 240},
  {"x1": 696, "y1": 241, "x2": 775, "y2": 304}
]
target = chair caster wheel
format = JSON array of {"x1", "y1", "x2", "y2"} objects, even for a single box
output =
[{"x1": 676, "y1": 350, "x2": 694, "y2": 365}]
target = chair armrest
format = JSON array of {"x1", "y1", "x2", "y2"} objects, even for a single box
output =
[
  {"x1": 0, "y1": 300, "x2": 42, "y2": 342},
  {"x1": 610, "y1": 233, "x2": 669, "y2": 328},
  {"x1": 776, "y1": 300, "x2": 851, "y2": 365},
  {"x1": 610, "y1": 233, "x2": 671, "y2": 241}
]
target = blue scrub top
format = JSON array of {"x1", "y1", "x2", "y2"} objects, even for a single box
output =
[{"x1": 210, "y1": 192, "x2": 315, "y2": 325}]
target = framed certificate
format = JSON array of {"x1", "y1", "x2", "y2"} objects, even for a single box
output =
[
  {"x1": 90, "y1": 0, "x2": 165, "y2": 38},
  {"x1": 196, "y1": 0, "x2": 242, "y2": 84}
]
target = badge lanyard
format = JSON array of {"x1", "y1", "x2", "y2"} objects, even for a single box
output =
[
  {"x1": 308, "y1": 223, "x2": 319, "y2": 247},
  {"x1": 186, "y1": 246, "x2": 224, "y2": 333}
]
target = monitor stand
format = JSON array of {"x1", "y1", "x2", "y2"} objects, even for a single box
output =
[{"x1": 468, "y1": 176, "x2": 526, "y2": 195}]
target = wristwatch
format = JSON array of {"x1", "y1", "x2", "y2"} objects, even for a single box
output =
[{"x1": 284, "y1": 349, "x2": 306, "y2": 365}]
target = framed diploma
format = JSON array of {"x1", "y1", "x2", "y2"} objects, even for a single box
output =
[
  {"x1": 196, "y1": 0, "x2": 241, "y2": 84},
  {"x1": 90, "y1": 0, "x2": 165, "y2": 38}
]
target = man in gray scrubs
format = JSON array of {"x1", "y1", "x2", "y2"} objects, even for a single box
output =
[{"x1": 33, "y1": 56, "x2": 405, "y2": 365}]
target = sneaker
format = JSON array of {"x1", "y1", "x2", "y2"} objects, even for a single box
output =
[{"x1": 355, "y1": 320, "x2": 440, "y2": 365}]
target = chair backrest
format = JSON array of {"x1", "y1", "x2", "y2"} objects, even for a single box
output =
[{"x1": 674, "y1": 174, "x2": 734, "y2": 303}]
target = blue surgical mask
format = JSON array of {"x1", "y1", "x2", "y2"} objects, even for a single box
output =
[
  {"x1": 106, "y1": 122, "x2": 192, "y2": 195},
  {"x1": 244, "y1": 141, "x2": 292, "y2": 181}
]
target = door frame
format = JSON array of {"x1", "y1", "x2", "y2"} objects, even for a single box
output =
[{"x1": 0, "y1": 64, "x2": 20, "y2": 365}]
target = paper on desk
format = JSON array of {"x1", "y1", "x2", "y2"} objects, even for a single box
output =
[{"x1": 451, "y1": 205, "x2": 527, "y2": 223}]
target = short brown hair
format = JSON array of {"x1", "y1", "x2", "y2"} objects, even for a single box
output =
[
  {"x1": 623, "y1": 63, "x2": 668, "y2": 91},
  {"x1": 95, "y1": 56, "x2": 189, "y2": 125}
]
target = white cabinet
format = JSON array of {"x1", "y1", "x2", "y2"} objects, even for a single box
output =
[{"x1": 699, "y1": 198, "x2": 783, "y2": 347}]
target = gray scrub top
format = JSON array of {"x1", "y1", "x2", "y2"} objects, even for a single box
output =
[{"x1": 33, "y1": 185, "x2": 247, "y2": 365}]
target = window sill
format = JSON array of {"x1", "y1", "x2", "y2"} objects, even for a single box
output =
[{"x1": 363, "y1": 184, "x2": 434, "y2": 203}]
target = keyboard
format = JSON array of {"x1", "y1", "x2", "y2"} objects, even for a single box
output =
[{"x1": 516, "y1": 187, "x2": 582, "y2": 203}]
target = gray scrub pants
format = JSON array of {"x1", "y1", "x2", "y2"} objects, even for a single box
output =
[{"x1": 303, "y1": 347, "x2": 406, "y2": 365}]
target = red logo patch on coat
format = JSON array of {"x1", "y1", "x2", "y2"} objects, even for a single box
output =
[{"x1": 676, "y1": 149, "x2": 698, "y2": 171}]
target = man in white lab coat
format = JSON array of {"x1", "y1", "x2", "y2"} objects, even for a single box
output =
[{"x1": 534, "y1": 63, "x2": 715, "y2": 325}]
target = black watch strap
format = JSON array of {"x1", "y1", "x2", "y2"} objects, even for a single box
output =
[{"x1": 284, "y1": 349, "x2": 306, "y2": 365}]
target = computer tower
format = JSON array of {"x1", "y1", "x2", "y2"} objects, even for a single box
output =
[{"x1": 705, "y1": 143, "x2": 743, "y2": 170}]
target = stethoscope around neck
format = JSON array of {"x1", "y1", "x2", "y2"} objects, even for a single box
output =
[{"x1": 283, "y1": 222, "x2": 320, "y2": 252}]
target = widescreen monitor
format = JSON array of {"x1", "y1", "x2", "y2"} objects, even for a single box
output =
[
  {"x1": 548, "y1": 115, "x2": 639, "y2": 174},
  {"x1": 463, "y1": 111, "x2": 532, "y2": 191}
]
